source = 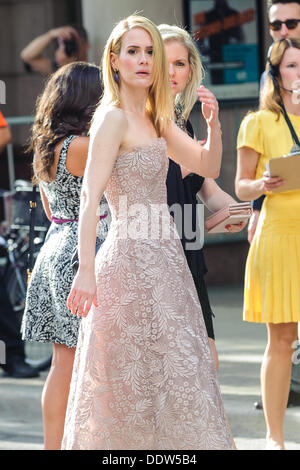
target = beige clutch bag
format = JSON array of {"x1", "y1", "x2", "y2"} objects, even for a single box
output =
[{"x1": 205, "y1": 202, "x2": 252, "y2": 234}]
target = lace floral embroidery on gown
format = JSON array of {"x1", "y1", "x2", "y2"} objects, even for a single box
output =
[{"x1": 62, "y1": 138, "x2": 234, "y2": 450}]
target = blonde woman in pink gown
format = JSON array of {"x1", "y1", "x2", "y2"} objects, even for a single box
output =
[{"x1": 62, "y1": 15, "x2": 235, "y2": 450}]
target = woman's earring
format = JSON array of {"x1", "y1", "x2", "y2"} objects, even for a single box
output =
[{"x1": 113, "y1": 69, "x2": 119, "y2": 83}]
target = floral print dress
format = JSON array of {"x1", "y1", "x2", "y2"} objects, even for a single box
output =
[
  {"x1": 22, "y1": 135, "x2": 109, "y2": 347},
  {"x1": 62, "y1": 138, "x2": 234, "y2": 449}
]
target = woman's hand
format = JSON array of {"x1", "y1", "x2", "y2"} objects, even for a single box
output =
[
  {"x1": 50, "y1": 26, "x2": 80, "y2": 42},
  {"x1": 261, "y1": 171, "x2": 285, "y2": 192},
  {"x1": 197, "y1": 86, "x2": 220, "y2": 127},
  {"x1": 67, "y1": 269, "x2": 97, "y2": 318}
]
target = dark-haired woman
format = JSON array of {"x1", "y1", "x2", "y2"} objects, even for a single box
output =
[{"x1": 21, "y1": 62, "x2": 107, "y2": 450}]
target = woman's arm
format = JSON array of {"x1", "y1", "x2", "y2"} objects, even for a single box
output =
[
  {"x1": 67, "y1": 108, "x2": 127, "y2": 317},
  {"x1": 199, "y1": 178, "x2": 246, "y2": 233},
  {"x1": 20, "y1": 26, "x2": 80, "y2": 74},
  {"x1": 235, "y1": 147, "x2": 284, "y2": 201},
  {"x1": 198, "y1": 178, "x2": 236, "y2": 212},
  {"x1": 20, "y1": 31, "x2": 54, "y2": 74},
  {"x1": 164, "y1": 87, "x2": 222, "y2": 179}
]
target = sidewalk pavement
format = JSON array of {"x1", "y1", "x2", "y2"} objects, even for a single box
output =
[{"x1": 0, "y1": 285, "x2": 299, "y2": 451}]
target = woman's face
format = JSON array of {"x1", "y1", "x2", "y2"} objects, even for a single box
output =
[
  {"x1": 111, "y1": 27, "x2": 154, "y2": 90},
  {"x1": 279, "y1": 47, "x2": 300, "y2": 93},
  {"x1": 164, "y1": 40, "x2": 190, "y2": 99}
]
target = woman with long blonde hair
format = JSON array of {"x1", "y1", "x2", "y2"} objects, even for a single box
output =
[{"x1": 62, "y1": 15, "x2": 234, "y2": 450}]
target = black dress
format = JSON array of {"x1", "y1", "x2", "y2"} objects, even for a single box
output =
[{"x1": 166, "y1": 120, "x2": 215, "y2": 340}]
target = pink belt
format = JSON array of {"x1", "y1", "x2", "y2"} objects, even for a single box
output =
[
  {"x1": 51, "y1": 214, "x2": 107, "y2": 224},
  {"x1": 51, "y1": 216, "x2": 78, "y2": 223}
]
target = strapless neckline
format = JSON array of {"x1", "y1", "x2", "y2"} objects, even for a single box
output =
[{"x1": 118, "y1": 137, "x2": 166, "y2": 159}]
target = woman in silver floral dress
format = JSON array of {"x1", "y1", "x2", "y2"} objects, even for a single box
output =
[{"x1": 21, "y1": 62, "x2": 107, "y2": 450}]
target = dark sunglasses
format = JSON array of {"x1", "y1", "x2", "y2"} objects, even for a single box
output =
[{"x1": 269, "y1": 19, "x2": 300, "y2": 31}]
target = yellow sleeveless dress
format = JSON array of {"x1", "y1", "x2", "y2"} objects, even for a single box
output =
[{"x1": 237, "y1": 110, "x2": 300, "y2": 324}]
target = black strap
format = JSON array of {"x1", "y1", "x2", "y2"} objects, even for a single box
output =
[
  {"x1": 27, "y1": 183, "x2": 37, "y2": 283},
  {"x1": 281, "y1": 103, "x2": 300, "y2": 148}
]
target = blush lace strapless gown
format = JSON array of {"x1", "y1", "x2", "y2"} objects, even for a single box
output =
[{"x1": 62, "y1": 138, "x2": 234, "y2": 450}]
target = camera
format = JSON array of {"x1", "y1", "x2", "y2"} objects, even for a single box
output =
[{"x1": 63, "y1": 36, "x2": 79, "y2": 57}]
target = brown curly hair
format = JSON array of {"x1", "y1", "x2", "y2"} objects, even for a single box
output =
[{"x1": 29, "y1": 61, "x2": 102, "y2": 181}]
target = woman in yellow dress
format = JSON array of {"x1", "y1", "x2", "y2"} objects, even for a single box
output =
[{"x1": 236, "y1": 38, "x2": 300, "y2": 450}]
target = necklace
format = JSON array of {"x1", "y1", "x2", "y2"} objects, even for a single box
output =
[{"x1": 174, "y1": 103, "x2": 186, "y2": 132}]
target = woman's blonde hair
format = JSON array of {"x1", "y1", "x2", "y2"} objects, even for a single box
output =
[
  {"x1": 99, "y1": 15, "x2": 173, "y2": 136},
  {"x1": 158, "y1": 24, "x2": 204, "y2": 120},
  {"x1": 260, "y1": 38, "x2": 300, "y2": 119}
]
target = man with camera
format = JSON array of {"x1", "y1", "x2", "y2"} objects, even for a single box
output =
[{"x1": 20, "y1": 24, "x2": 89, "y2": 75}]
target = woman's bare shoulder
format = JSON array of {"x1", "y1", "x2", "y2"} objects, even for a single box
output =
[
  {"x1": 91, "y1": 106, "x2": 128, "y2": 136},
  {"x1": 68, "y1": 135, "x2": 89, "y2": 154},
  {"x1": 65, "y1": 136, "x2": 89, "y2": 176}
]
